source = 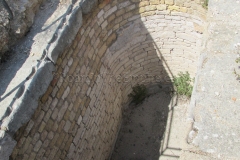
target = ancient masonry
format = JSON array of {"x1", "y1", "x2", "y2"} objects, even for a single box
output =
[{"x1": 0, "y1": 0, "x2": 207, "y2": 159}]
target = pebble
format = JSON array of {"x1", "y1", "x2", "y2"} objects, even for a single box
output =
[
  {"x1": 212, "y1": 134, "x2": 218, "y2": 137},
  {"x1": 215, "y1": 92, "x2": 220, "y2": 96}
]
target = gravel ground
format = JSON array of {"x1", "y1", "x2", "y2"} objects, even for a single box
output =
[{"x1": 110, "y1": 92, "x2": 173, "y2": 160}]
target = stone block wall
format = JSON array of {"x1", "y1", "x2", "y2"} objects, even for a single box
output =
[{"x1": 10, "y1": 0, "x2": 206, "y2": 159}]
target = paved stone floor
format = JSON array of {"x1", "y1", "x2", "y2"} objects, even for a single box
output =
[
  {"x1": 110, "y1": 91, "x2": 203, "y2": 160},
  {"x1": 111, "y1": 92, "x2": 173, "y2": 160},
  {"x1": 110, "y1": 90, "x2": 229, "y2": 160},
  {"x1": 188, "y1": 0, "x2": 240, "y2": 159}
]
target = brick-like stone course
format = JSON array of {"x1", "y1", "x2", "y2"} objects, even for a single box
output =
[{"x1": 10, "y1": 0, "x2": 206, "y2": 159}]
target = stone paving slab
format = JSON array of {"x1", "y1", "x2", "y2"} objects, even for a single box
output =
[{"x1": 188, "y1": 0, "x2": 240, "y2": 159}]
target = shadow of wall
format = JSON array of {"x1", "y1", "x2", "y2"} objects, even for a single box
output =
[{"x1": 10, "y1": 0, "x2": 205, "y2": 159}]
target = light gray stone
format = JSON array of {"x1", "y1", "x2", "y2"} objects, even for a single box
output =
[
  {"x1": 57, "y1": 101, "x2": 68, "y2": 122},
  {"x1": 1, "y1": 60, "x2": 55, "y2": 133},
  {"x1": 104, "y1": 6, "x2": 117, "y2": 19},
  {"x1": 62, "y1": 87, "x2": 70, "y2": 100},
  {"x1": 189, "y1": 0, "x2": 240, "y2": 158},
  {"x1": 0, "y1": 131, "x2": 16, "y2": 160},
  {"x1": 80, "y1": 0, "x2": 98, "y2": 14},
  {"x1": 0, "y1": 0, "x2": 44, "y2": 56},
  {"x1": 118, "y1": 1, "x2": 131, "y2": 9},
  {"x1": 48, "y1": 5, "x2": 83, "y2": 63}
]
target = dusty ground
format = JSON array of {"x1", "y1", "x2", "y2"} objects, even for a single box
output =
[
  {"x1": 110, "y1": 91, "x2": 173, "y2": 160},
  {"x1": 110, "y1": 89, "x2": 202, "y2": 160}
]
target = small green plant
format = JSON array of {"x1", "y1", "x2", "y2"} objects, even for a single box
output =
[
  {"x1": 202, "y1": 0, "x2": 209, "y2": 9},
  {"x1": 128, "y1": 84, "x2": 147, "y2": 105},
  {"x1": 173, "y1": 72, "x2": 194, "y2": 97}
]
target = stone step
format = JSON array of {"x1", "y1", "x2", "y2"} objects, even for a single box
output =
[
  {"x1": 179, "y1": 151, "x2": 213, "y2": 160},
  {"x1": 161, "y1": 148, "x2": 182, "y2": 156},
  {"x1": 159, "y1": 154, "x2": 179, "y2": 160}
]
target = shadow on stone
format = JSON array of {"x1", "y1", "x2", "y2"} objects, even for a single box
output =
[{"x1": 111, "y1": 87, "x2": 174, "y2": 160}]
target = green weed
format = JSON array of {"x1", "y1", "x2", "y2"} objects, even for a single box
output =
[
  {"x1": 202, "y1": 0, "x2": 209, "y2": 9},
  {"x1": 128, "y1": 84, "x2": 147, "y2": 105},
  {"x1": 173, "y1": 72, "x2": 194, "y2": 97}
]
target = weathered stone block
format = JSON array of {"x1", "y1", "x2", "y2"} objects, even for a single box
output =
[
  {"x1": 168, "y1": 5, "x2": 180, "y2": 11},
  {"x1": 194, "y1": 22, "x2": 204, "y2": 34},
  {"x1": 165, "y1": 0, "x2": 174, "y2": 5},
  {"x1": 38, "y1": 121, "x2": 46, "y2": 133},
  {"x1": 157, "y1": 4, "x2": 167, "y2": 10},
  {"x1": 64, "y1": 120, "x2": 72, "y2": 132},
  {"x1": 150, "y1": 0, "x2": 160, "y2": 5},
  {"x1": 139, "y1": 1, "x2": 149, "y2": 7},
  {"x1": 139, "y1": 7, "x2": 146, "y2": 13},
  {"x1": 145, "y1": 5, "x2": 157, "y2": 11},
  {"x1": 126, "y1": 4, "x2": 136, "y2": 12},
  {"x1": 156, "y1": 10, "x2": 170, "y2": 15},
  {"x1": 80, "y1": 0, "x2": 98, "y2": 14},
  {"x1": 104, "y1": 6, "x2": 117, "y2": 19},
  {"x1": 142, "y1": 11, "x2": 157, "y2": 17},
  {"x1": 174, "y1": 0, "x2": 184, "y2": 6},
  {"x1": 33, "y1": 140, "x2": 42, "y2": 152},
  {"x1": 101, "y1": 20, "x2": 108, "y2": 29},
  {"x1": 118, "y1": 1, "x2": 131, "y2": 9},
  {"x1": 179, "y1": 6, "x2": 188, "y2": 12},
  {"x1": 176, "y1": 32, "x2": 196, "y2": 42}
]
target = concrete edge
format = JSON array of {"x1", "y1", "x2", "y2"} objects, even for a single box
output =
[
  {"x1": 1, "y1": 61, "x2": 55, "y2": 133},
  {"x1": 48, "y1": 3, "x2": 83, "y2": 63},
  {"x1": 0, "y1": 60, "x2": 54, "y2": 160},
  {"x1": 187, "y1": 0, "x2": 212, "y2": 146}
]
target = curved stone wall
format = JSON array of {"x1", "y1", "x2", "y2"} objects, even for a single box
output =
[{"x1": 10, "y1": 0, "x2": 206, "y2": 159}]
